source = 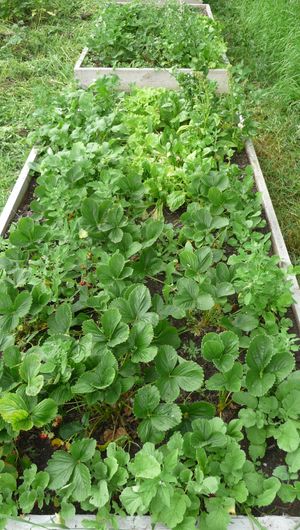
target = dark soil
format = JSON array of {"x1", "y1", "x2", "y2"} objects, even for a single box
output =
[{"x1": 15, "y1": 176, "x2": 37, "y2": 221}]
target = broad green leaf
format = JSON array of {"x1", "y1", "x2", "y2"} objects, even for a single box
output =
[
  {"x1": 141, "y1": 219, "x2": 164, "y2": 247},
  {"x1": 275, "y1": 421, "x2": 300, "y2": 453},
  {"x1": 201, "y1": 331, "x2": 238, "y2": 372},
  {"x1": 201, "y1": 510, "x2": 231, "y2": 530},
  {"x1": 112, "y1": 285, "x2": 156, "y2": 324},
  {"x1": 150, "y1": 403, "x2": 182, "y2": 431},
  {"x1": 120, "y1": 486, "x2": 143, "y2": 515},
  {"x1": 268, "y1": 351, "x2": 295, "y2": 382},
  {"x1": 129, "y1": 285, "x2": 152, "y2": 319},
  {"x1": 81, "y1": 197, "x2": 108, "y2": 230},
  {"x1": 180, "y1": 402, "x2": 215, "y2": 432},
  {"x1": 154, "y1": 491, "x2": 189, "y2": 528},
  {"x1": 70, "y1": 438, "x2": 96, "y2": 462},
  {"x1": 14, "y1": 291, "x2": 32, "y2": 318},
  {"x1": 206, "y1": 362, "x2": 243, "y2": 393},
  {"x1": 233, "y1": 312, "x2": 258, "y2": 332},
  {"x1": 19, "y1": 490, "x2": 36, "y2": 513},
  {"x1": 61, "y1": 501, "x2": 76, "y2": 522},
  {"x1": 256, "y1": 477, "x2": 281, "y2": 507},
  {"x1": 71, "y1": 463, "x2": 91, "y2": 502},
  {"x1": 191, "y1": 418, "x2": 227, "y2": 450},
  {"x1": 129, "y1": 321, "x2": 157, "y2": 363},
  {"x1": 246, "y1": 335, "x2": 273, "y2": 371},
  {"x1": 246, "y1": 335, "x2": 275, "y2": 396},
  {"x1": 134, "y1": 385, "x2": 160, "y2": 418},
  {"x1": 72, "y1": 350, "x2": 117, "y2": 393},
  {"x1": 246, "y1": 370, "x2": 275, "y2": 397},
  {"x1": 0, "y1": 393, "x2": 29, "y2": 428},
  {"x1": 101, "y1": 308, "x2": 129, "y2": 347},
  {"x1": 220, "y1": 443, "x2": 246, "y2": 474},
  {"x1": 232, "y1": 391, "x2": 258, "y2": 409},
  {"x1": 137, "y1": 402, "x2": 182, "y2": 443},
  {"x1": 48, "y1": 303, "x2": 72, "y2": 335},
  {"x1": 47, "y1": 451, "x2": 75, "y2": 490},
  {"x1": 174, "y1": 278, "x2": 199, "y2": 309},
  {"x1": 32, "y1": 399, "x2": 57, "y2": 427},
  {"x1": 31, "y1": 284, "x2": 51, "y2": 315},
  {"x1": 90, "y1": 480, "x2": 109, "y2": 508},
  {"x1": 129, "y1": 452, "x2": 161, "y2": 479},
  {"x1": 172, "y1": 361, "x2": 204, "y2": 391},
  {"x1": 167, "y1": 190, "x2": 186, "y2": 212},
  {"x1": 282, "y1": 390, "x2": 300, "y2": 419},
  {"x1": 9, "y1": 217, "x2": 46, "y2": 247},
  {"x1": 197, "y1": 292, "x2": 215, "y2": 311},
  {"x1": 97, "y1": 252, "x2": 133, "y2": 285},
  {"x1": 286, "y1": 447, "x2": 300, "y2": 473},
  {"x1": 19, "y1": 353, "x2": 44, "y2": 396},
  {"x1": 0, "y1": 472, "x2": 16, "y2": 492},
  {"x1": 156, "y1": 347, "x2": 203, "y2": 401}
]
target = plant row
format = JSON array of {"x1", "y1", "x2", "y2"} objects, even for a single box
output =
[
  {"x1": 0, "y1": 77, "x2": 299, "y2": 530},
  {"x1": 86, "y1": 0, "x2": 226, "y2": 70}
]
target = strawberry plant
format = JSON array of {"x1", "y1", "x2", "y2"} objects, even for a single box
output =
[{"x1": 0, "y1": 77, "x2": 299, "y2": 528}]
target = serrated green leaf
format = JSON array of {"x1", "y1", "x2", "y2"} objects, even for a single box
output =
[
  {"x1": 47, "y1": 451, "x2": 75, "y2": 490},
  {"x1": 134, "y1": 385, "x2": 160, "y2": 418},
  {"x1": 71, "y1": 463, "x2": 91, "y2": 502},
  {"x1": 32, "y1": 398, "x2": 57, "y2": 427},
  {"x1": 48, "y1": 303, "x2": 72, "y2": 335},
  {"x1": 275, "y1": 421, "x2": 300, "y2": 453},
  {"x1": 129, "y1": 452, "x2": 161, "y2": 479}
]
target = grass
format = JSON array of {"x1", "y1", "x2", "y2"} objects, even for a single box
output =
[
  {"x1": 1, "y1": 0, "x2": 300, "y2": 266},
  {"x1": 210, "y1": 0, "x2": 300, "y2": 264},
  {"x1": 0, "y1": 0, "x2": 99, "y2": 209}
]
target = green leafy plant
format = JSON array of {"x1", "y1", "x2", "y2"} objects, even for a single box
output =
[
  {"x1": 87, "y1": 0, "x2": 226, "y2": 70},
  {"x1": 0, "y1": 77, "x2": 298, "y2": 528}
]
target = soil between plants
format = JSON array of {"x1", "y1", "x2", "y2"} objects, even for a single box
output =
[{"x1": 10, "y1": 149, "x2": 300, "y2": 517}]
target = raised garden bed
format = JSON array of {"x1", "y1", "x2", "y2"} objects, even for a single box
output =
[
  {"x1": 1, "y1": 78, "x2": 300, "y2": 530},
  {"x1": 74, "y1": 1, "x2": 229, "y2": 92}
]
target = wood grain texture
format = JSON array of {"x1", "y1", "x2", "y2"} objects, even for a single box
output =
[
  {"x1": 0, "y1": 148, "x2": 37, "y2": 237},
  {"x1": 74, "y1": 4, "x2": 230, "y2": 93},
  {"x1": 5, "y1": 515, "x2": 300, "y2": 529}
]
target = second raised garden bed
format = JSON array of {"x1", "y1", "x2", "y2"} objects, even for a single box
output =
[
  {"x1": 1, "y1": 78, "x2": 300, "y2": 530},
  {"x1": 74, "y1": 1, "x2": 229, "y2": 92}
]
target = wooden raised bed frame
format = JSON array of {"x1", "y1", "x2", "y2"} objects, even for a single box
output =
[
  {"x1": 74, "y1": 2, "x2": 229, "y2": 93},
  {"x1": 1, "y1": 143, "x2": 300, "y2": 530}
]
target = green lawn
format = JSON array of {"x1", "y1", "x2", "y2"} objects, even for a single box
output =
[
  {"x1": 210, "y1": 0, "x2": 300, "y2": 265},
  {"x1": 0, "y1": 0, "x2": 98, "y2": 209}
]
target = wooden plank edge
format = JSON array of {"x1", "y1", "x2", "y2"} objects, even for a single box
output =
[
  {"x1": 115, "y1": 0, "x2": 211, "y2": 10},
  {"x1": 246, "y1": 139, "x2": 300, "y2": 333},
  {"x1": 74, "y1": 3, "x2": 232, "y2": 89},
  {"x1": 4, "y1": 515, "x2": 300, "y2": 530},
  {"x1": 0, "y1": 148, "x2": 38, "y2": 237},
  {"x1": 74, "y1": 52, "x2": 229, "y2": 93}
]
